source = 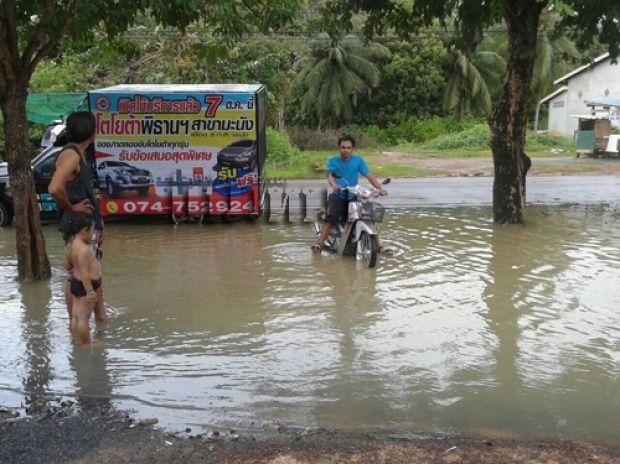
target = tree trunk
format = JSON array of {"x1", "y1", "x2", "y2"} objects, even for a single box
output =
[
  {"x1": 490, "y1": 0, "x2": 544, "y2": 224},
  {"x1": 1, "y1": 82, "x2": 51, "y2": 282},
  {"x1": 533, "y1": 101, "x2": 542, "y2": 133}
]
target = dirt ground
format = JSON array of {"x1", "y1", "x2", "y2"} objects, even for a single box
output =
[
  {"x1": 1, "y1": 401, "x2": 620, "y2": 464},
  {"x1": 378, "y1": 152, "x2": 620, "y2": 177},
  {"x1": 2, "y1": 155, "x2": 620, "y2": 463}
]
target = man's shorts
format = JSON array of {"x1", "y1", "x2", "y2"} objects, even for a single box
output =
[{"x1": 325, "y1": 194, "x2": 349, "y2": 225}]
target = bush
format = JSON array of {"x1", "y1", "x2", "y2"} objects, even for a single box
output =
[
  {"x1": 525, "y1": 132, "x2": 575, "y2": 152},
  {"x1": 266, "y1": 127, "x2": 300, "y2": 167},
  {"x1": 420, "y1": 124, "x2": 491, "y2": 151},
  {"x1": 285, "y1": 126, "x2": 339, "y2": 151},
  {"x1": 338, "y1": 125, "x2": 384, "y2": 148},
  {"x1": 403, "y1": 118, "x2": 440, "y2": 143},
  {"x1": 398, "y1": 116, "x2": 475, "y2": 143}
]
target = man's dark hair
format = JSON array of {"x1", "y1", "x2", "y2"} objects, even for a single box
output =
[
  {"x1": 337, "y1": 135, "x2": 356, "y2": 147},
  {"x1": 64, "y1": 111, "x2": 96, "y2": 144}
]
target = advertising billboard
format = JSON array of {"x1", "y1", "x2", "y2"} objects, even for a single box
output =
[{"x1": 88, "y1": 84, "x2": 265, "y2": 218}]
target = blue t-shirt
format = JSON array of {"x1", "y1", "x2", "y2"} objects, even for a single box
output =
[{"x1": 326, "y1": 155, "x2": 370, "y2": 200}]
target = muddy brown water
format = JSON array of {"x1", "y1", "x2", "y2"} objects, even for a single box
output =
[{"x1": 1, "y1": 205, "x2": 619, "y2": 445}]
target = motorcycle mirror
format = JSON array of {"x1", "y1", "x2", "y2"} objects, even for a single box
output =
[{"x1": 382, "y1": 178, "x2": 391, "y2": 185}]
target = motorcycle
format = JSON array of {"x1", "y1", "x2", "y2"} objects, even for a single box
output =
[{"x1": 313, "y1": 173, "x2": 390, "y2": 268}]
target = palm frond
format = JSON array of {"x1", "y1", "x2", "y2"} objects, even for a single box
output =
[{"x1": 294, "y1": 32, "x2": 386, "y2": 127}]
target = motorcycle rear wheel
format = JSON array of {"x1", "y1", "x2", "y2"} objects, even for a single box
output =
[{"x1": 356, "y1": 231, "x2": 377, "y2": 268}]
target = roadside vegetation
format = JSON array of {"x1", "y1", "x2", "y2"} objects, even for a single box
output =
[{"x1": 265, "y1": 123, "x2": 577, "y2": 179}]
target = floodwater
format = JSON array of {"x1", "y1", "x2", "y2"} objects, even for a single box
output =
[{"x1": 1, "y1": 205, "x2": 620, "y2": 445}]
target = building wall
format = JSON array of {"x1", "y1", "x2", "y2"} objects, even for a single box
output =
[
  {"x1": 547, "y1": 93, "x2": 568, "y2": 137},
  {"x1": 550, "y1": 58, "x2": 620, "y2": 138}
]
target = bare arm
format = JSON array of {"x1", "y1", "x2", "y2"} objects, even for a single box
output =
[
  {"x1": 48, "y1": 149, "x2": 93, "y2": 213},
  {"x1": 326, "y1": 173, "x2": 341, "y2": 192}
]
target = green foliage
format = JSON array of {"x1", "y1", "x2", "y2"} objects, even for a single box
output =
[
  {"x1": 210, "y1": 36, "x2": 309, "y2": 126},
  {"x1": 266, "y1": 127, "x2": 300, "y2": 168},
  {"x1": 342, "y1": 117, "x2": 479, "y2": 146},
  {"x1": 353, "y1": 37, "x2": 446, "y2": 126},
  {"x1": 396, "y1": 116, "x2": 474, "y2": 143},
  {"x1": 560, "y1": 0, "x2": 620, "y2": 59},
  {"x1": 28, "y1": 125, "x2": 45, "y2": 152},
  {"x1": 525, "y1": 132, "x2": 576, "y2": 152},
  {"x1": 414, "y1": 126, "x2": 576, "y2": 153},
  {"x1": 530, "y1": 10, "x2": 581, "y2": 107},
  {"x1": 442, "y1": 48, "x2": 506, "y2": 120},
  {"x1": 360, "y1": 124, "x2": 400, "y2": 145},
  {"x1": 263, "y1": 150, "x2": 327, "y2": 179},
  {"x1": 419, "y1": 124, "x2": 491, "y2": 151},
  {"x1": 293, "y1": 33, "x2": 390, "y2": 128},
  {"x1": 284, "y1": 127, "x2": 341, "y2": 150},
  {"x1": 336, "y1": 125, "x2": 384, "y2": 147}
]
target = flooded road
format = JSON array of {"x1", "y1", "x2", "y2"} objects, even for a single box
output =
[{"x1": 1, "y1": 204, "x2": 620, "y2": 445}]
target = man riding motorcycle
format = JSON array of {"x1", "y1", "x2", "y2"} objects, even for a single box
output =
[{"x1": 312, "y1": 135, "x2": 391, "y2": 254}]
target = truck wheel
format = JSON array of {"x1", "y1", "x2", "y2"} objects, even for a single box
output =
[
  {"x1": 0, "y1": 201, "x2": 14, "y2": 226},
  {"x1": 356, "y1": 231, "x2": 377, "y2": 268},
  {"x1": 136, "y1": 186, "x2": 149, "y2": 195}
]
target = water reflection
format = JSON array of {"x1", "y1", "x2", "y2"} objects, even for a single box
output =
[
  {"x1": 0, "y1": 206, "x2": 619, "y2": 444},
  {"x1": 19, "y1": 281, "x2": 53, "y2": 399},
  {"x1": 71, "y1": 343, "x2": 112, "y2": 409}
]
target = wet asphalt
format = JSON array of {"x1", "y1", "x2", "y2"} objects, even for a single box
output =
[{"x1": 265, "y1": 176, "x2": 620, "y2": 221}]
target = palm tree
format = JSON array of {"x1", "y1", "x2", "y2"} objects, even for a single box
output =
[
  {"x1": 442, "y1": 44, "x2": 506, "y2": 121},
  {"x1": 293, "y1": 33, "x2": 390, "y2": 129},
  {"x1": 532, "y1": 10, "x2": 580, "y2": 131}
]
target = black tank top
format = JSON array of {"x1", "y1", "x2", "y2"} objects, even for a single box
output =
[{"x1": 57, "y1": 144, "x2": 103, "y2": 230}]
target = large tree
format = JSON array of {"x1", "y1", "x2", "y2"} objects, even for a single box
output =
[
  {"x1": 324, "y1": 0, "x2": 620, "y2": 224},
  {"x1": 0, "y1": 0, "x2": 298, "y2": 282}
]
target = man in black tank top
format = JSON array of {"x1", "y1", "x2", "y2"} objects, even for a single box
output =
[{"x1": 49, "y1": 111, "x2": 109, "y2": 325}]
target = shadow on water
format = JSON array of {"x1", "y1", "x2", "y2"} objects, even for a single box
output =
[{"x1": 1, "y1": 205, "x2": 619, "y2": 444}]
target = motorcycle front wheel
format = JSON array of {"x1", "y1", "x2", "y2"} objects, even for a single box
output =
[{"x1": 356, "y1": 231, "x2": 377, "y2": 268}]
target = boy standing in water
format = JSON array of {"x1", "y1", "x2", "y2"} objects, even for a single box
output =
[{"x1": 63, "y1": 213, "x2": 102, "y2": 345}]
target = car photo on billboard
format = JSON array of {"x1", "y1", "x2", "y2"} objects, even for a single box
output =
[
  {"x1": 97, "y1": 160, "x2": 154, "y2": 197},
  {"x1": 215, "y1": 139, "x2": 258, "y2": 171}
]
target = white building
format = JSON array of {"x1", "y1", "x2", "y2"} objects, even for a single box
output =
[{"x1": 541, "y1": 53, "x2": 620, "y2": 138}]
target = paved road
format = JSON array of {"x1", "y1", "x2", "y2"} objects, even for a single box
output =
[{"x1": 264, "y1": 175, "x2": 620, "y2": 221}]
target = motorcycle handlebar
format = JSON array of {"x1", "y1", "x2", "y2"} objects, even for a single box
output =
[{"x1": 341, "y1": 185, "x2": 382, "y2": 199}]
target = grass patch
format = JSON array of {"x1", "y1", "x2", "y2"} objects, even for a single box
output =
[
  {"x1": 265, "y1": 129, "x2": 579, "y2": 179},
  {"x1": 391, "y1": 127, "x2": 575, "y2": 158},
  {"x1": 264, "y1": 151, "x2": 326, "y2": 179},
  {"x1": 365, "y1": 164, "x2": 429, "y2": 178}
]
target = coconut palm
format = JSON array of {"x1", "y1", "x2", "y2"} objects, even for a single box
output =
[
  {"x1": 532, "y1": 10, "x2": 580, "y2": 130},
  {"x1": 293, "y1": 33, "x2": 390, "y2": 129},
  {"x1": 442, "y1": 44, "x2": 506, "y2": 121}
]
